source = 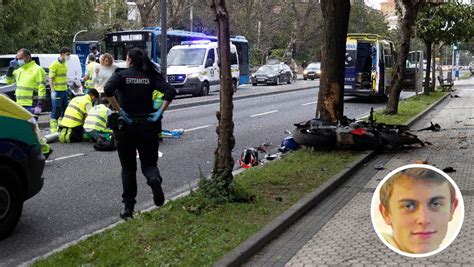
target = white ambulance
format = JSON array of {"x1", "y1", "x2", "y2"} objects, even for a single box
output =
[{"x1": 166, "y1": 40, "x2": 239, "y2": 97}]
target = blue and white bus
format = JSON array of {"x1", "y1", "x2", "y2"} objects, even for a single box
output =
[{"x1": 104, "y1": 27, "x2": 250, "y2": 84}]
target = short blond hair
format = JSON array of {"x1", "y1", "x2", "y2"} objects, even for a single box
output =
[{"x1": 380, "y1": 168, "x2": 456, "y2": 211}]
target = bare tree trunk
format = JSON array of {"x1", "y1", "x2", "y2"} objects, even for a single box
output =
[
  {"x1": 423, "y1": 40, "x2": 432, "y2": 94},
  {"x1": 211, "y1": 0, "x2": 235, "y2": 185},
  {"x1": 316, "y1": 0, "x2": 351, "y2": 122},
  {"x1": 439, "y1": 44, "x2": 445, "y2": 80},
  {"x1": 386, "y1": 0, "x2": 424, "y2": 114},
  {"x1": 431, "y1": 44, "x2": 436, "y2": 92}
]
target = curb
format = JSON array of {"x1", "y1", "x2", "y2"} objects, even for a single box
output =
[
  {"x1": 214, "y1": 91, "x2": 451, "y2": 267},
  {"x1": 36, "y1": 85, "x2": 316, "y2": 129},
  {"x1": 213, "y1": 150, "x2": 377, "y2": 267}
]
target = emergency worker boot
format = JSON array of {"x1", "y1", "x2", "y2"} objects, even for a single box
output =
[
  {"x1": 148, "y1": 177, "x2": 165, "y2": 206},
  {"x1": 120, "y1": 204, "x2": 134, "y2": 220},
  {"x1": 50, "y1": 119, "x2": 58, "y2": 134}
]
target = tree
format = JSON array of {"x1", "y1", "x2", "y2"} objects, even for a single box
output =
[
  {"x1": 348, "y1": 2, "x2": 390, "y2": 36},
  {"x1": 316, "y1": 0, "x2": 351, "y2": 123},
  {"x1": 385, "y1": 0, "x2": 425, "y2": 115},
  {"x1": 416, "y1": 2, "x2": 474, "y2": 93},
  {"x1": 210, "y1": 0, "x2": 235, "y2": 194}
]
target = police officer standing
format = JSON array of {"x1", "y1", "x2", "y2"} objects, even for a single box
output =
[{"x1": 104, "y1": 48, "x2": 176, "y2": 220}]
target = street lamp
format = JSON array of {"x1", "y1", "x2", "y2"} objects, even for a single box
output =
[
  {"x1": 73, "y1": 30, "x2": 88, "y2": 43},
  {"x1": 72, "y1": 30, "x2": 88, "y2": 54}
]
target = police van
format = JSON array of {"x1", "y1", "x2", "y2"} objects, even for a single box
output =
[{"x1": 166, "y1": 40, "x2": 239, "y2": 97}]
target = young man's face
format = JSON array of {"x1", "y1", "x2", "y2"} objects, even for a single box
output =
[{"x1": 379, "y1": 176, "x2": 458, "y2": 254}]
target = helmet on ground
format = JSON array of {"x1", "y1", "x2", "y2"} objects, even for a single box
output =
[{"x1": 239, "y1": 148, "x2": 259, "y2": 169}]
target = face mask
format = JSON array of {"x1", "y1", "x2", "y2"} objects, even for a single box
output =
[
  {"x1": 65, "y1": 55, "x2": 71, "y2": 61},
  {"x1": 17, "y1": 59, "x2": 25, "y2": 66}
]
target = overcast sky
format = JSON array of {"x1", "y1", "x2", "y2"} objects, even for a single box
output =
[{"x1": 365, "y1": 0, "x2": 382, "y2": 10}]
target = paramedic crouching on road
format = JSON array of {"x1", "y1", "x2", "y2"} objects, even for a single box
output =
[{"x1": 104, "y1": 48, "x2": 176, "y2": 220}]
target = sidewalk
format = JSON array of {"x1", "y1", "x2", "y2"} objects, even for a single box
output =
[{"x1": 245, "y1": 77, "x2": 474, "y2": 266}]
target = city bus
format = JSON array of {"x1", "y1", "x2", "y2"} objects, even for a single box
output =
[
  {"x1": 104, "y1": 27, "x2": 250, "y2": 84},
  {"x1": 344, "y1": 33, "x2": 395, "y2": 99}
]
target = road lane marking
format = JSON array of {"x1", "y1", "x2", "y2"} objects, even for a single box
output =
[
  {"x1": 250, "y1": 110, "x2": 278, "y2": 117},
  {"x1": 185, "y1": 125, "x2": 212, "y2": 132},
  {"x1": 302, "y1": 101, "x2": 317, "y2": 106},
  {"x1": 46, "y1": 153, "x2": 85, "y2": 163}
]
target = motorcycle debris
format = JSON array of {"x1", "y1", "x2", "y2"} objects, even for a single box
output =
[
  {"x1": 374, "y1": 164, "x2": 384, "y2": 170},
  {"x1": 442, "y1": 167, "x2": 456, "y2": 173},
  {"x1": 415, "y1": 159, "x2": 429, "y2": 164},
  {"x1": 265, "y1": 154, "x2": 278, "y2": 160}
]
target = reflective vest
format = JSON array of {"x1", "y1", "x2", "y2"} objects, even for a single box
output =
[
  {"x1": 60, "y1": 95, "x2": 92, "y2": 128},
  {"x1": 84, "y1": 62, "x2": 99, "y2": 89},
  {"x1": 6, "y1": 61, "x2": 46, "y2": 107},
  {"x1": 84, "y1": 104, "x2": 112, "y2": 133},
  {"x1": 49, "y1": 59, "x2": 68, "y2": 91}
]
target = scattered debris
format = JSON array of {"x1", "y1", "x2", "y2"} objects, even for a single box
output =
[
  {"x1": 450, "y1": 94, "x2": 460, "y2": 98},
  {"x1": 442, "y1": 167, "x2": 456, "y2": 173},
  {"x1": 320, "y1": 167, "x2": 328, "y2": 172},
  {"x1": 455, "y1": 120, "x2": 463, "y2": 124},
  {"x1": 374, "y1": 164, "x2": 384, "y2": 170},
  {"x1": 275, "y1": 197, "x2": 283, "y2": 202},
  {"x1": 415, "y1": 159, "x2": 429, "y2": 164},
  {"x1": 424, "y1": 141, "x2": 433, "y2": 145},
  {"x1": 418, "y1": 122, "x2": 441, "y2": 132},
  {"x1": 265, "y1": 154, "x2": 278, "y2": 161}
]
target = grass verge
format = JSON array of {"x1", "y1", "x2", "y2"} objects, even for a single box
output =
[
  {"x1": 34, "y1": 150, "x2": 360, "y2": 266},
  {"x1": 372, "y1": 90, "x2": 447, "y2": 125}
]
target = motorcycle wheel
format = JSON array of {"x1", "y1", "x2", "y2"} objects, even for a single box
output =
[{"x1": 293, "y1": 128, "x2": 337, "y2": 147}]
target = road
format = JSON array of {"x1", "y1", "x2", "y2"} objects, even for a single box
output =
[{"x1": 0, "y1": 79, "x2": 414, "y2": 265}]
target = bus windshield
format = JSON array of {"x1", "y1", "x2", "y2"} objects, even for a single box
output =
[
  {"x1": 105, "y1": 41, "x2": 152, "y2": 61},
  {"x1": 168, "y1": 48, "x2": 206, "y2": 66}
]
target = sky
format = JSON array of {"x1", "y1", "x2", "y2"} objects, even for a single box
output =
[{"x1": 365, "y1": 0, "x2": 382, "y2": 10}]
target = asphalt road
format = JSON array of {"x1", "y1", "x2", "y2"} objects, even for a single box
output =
[{"x1": 0, "y1": 79, "x2": 415, "y2": 265}]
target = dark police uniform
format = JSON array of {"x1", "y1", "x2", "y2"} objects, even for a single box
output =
[{"x1": 104, "y1": 66, "x2": 176, "y2": 208}]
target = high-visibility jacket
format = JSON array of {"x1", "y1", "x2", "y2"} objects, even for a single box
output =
[
  {"x1": 49, "y1": 59, "x2": 68, "y2": 91},
  {"x1": 84, "y1": 104, "x2": 112, "y2": 133},
  {"x1": 84, "y1": 61, "x2": 99, "y2": 89},
  {"x1": 60, "y1": 94, "x2": 92, "y2": 128},
  {"x1": 6, "y1": 61, "x2": 46, "y2": 107}
]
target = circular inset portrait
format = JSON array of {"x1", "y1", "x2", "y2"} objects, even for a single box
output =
[{"x1": 371, "y1": 164, "x2": 464, "y2": 257}]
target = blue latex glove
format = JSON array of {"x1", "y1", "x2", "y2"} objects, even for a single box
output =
[
  {"x1": 119, "y1": 109, "x2": 133, "y2": 125},
  {"x1": 9, "y1": 59, "x2": 18, "y2": 68},
  {"x1": 147, "y1": 109, "x2": 163, "y2": 122}
]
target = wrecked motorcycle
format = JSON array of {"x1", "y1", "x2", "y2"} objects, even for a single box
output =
[{"x1": 293, "y1": 111, "x2": 424, "y2": 149}]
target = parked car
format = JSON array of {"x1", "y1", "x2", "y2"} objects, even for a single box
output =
[
  {"x1": 303, "y1": 62, "x2": 321, "y2": 80},
  {"x1": 0, "y1": 54, "x2": 83, "y2": 111},
  {"x1": 469, "y1": 61, "x2": 474, "y2": 74},
  {"x1": 0, "y1": 94, "x2": 46, "y2": 239},
  {"x1": 251, "y1": 63, "x2": 292, "y2": 86}
]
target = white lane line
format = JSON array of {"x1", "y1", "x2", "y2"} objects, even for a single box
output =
[
  {"x1": 302, "y1": 101, "x2": 317, "y2": 106},
  {"x1": 46, "y1": 153, "x2": 85, "y2": 163},
  {"x1": 250, "y1": 110, "x2": 278, "y2": 118},
  {"x1": 185, "y1": 125, "x2": 212, "y2": 132}
]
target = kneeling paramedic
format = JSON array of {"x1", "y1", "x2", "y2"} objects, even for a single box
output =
[
  {"x1": 104, "y1": 48, "x2": 176, "y2": 220},
  {"x1": 83, "y1": 98, "x2": 113, "y2": 143},
  {"x1": 59, "y1": 89, "x2": 99, "y2": 143}
]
